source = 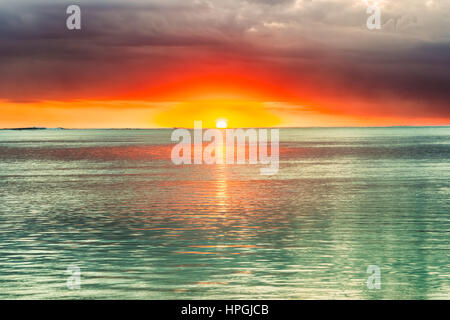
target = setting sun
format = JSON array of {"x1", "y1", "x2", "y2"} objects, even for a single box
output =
[
  {"x1": 216, "y1": 119, "x2": 228, "y2": 129},
  {"x1": 154, "y1": 99, "x2": 280, "y2": 128}
]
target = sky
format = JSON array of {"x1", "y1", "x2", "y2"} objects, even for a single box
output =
[{"x1": 0, "y1": 0, "x2": 449, "y2": 128}]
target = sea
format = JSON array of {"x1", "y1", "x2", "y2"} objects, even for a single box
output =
[{"x1": 0, "y1": 127, "x2": 448, "y2": 299}]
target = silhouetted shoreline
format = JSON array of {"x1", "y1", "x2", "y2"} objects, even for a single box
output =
[{"x1": 1, "y1": 127, "x2": 65, "y2": 131}]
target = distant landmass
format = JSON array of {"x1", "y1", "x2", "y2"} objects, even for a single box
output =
[{"x1": 2, "y1": 127, "x2": 65, "y2": 131}]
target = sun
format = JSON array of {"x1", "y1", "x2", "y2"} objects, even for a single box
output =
[{"x1": 216, "y1": 119, "x2": 228, "y2": 129}]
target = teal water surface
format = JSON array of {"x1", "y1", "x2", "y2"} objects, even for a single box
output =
[{"x1": 0, "y1": 127, "x2": 448, "y2": 299}]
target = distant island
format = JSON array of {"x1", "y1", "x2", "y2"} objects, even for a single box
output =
[{"x1": 2, "y1": 127, "x2": 65, "y2": 131}]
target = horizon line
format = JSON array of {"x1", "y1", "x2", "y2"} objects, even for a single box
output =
[{"x1": 1, "y1": 125, "x2": 449, "y2": 130}]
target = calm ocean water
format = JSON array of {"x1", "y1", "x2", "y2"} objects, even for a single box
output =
[{"x1": 0, "y1": 127, "x2": 448, "y2": 299}]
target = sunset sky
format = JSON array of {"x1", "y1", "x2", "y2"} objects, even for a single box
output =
[{"x1": 0, "y1": 0, "x2": 449, "y2": 128}]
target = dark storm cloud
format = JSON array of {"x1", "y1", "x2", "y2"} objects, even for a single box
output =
[{"x1": 0, "y1": 0, "x2": 449, "y2": 118}]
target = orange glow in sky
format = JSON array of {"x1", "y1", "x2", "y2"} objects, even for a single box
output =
[
  {"x1": 1, "y1": 98, "x2": 448, "y2": 129},
  {"x1": 1, "y1": 45, "x2": 449, "y2": 128},
  {"x1": 154, "y1": 100, "x2": 280, "y2": 128}
]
